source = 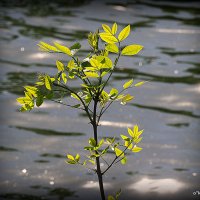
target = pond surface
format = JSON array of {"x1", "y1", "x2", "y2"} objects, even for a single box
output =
[{"x1": 0, "y1": 0, "x2": 200, "y2": 199}]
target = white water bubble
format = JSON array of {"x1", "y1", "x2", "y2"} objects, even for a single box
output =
[
  {"x1": 21, "y1": 47, "x2": 25, "y2": 51},
  {"x1": 22, "y1": 169, "x2": 27, "y2": 173}
]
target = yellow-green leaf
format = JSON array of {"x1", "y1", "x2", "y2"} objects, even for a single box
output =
[
  {"x1": 121, "y1": 156, "x2": 127, "y2": 165},
  {"x1": 124, "y1": 141, "x2": 133, "y2": 150},
  {"x1": 54, "y1": 42, "x2": 72, "y2": 56},
  {"x1": 134, "y1": 137, "x2": 143, "y2": 144},
  {"x1": 105, "y1": 44, "x2": 119, "y2": 53},
  {"x1": 108, "y1": 195, "x2": 115, "y2": 200},
  {"x1": 67, "y1": 60, "x2": 75, "y2": 71},
  {"x1": 112, "y1": 22, "x2": 118, "y2": 34},
  {"x1": 114, "y1": 147, "x2": 124, "y2": 157},
  {"x1": 75, "y1": 154, "x2": 80, "y2": 162},
  {"x1": 127, "y1": 128, "x2": 134, "y2": 137},
  {"x1": 121, "y1": 44, "x2": 143, "y2": 56},
  {"x1": 16, "y1": 97, "x2": 32, "y2": 104},
  {"x1": 56, "y1": 60, "x2": 64, "y2": 71},
  {"x1": 84, "y1": 72, "x2": 99, "y2": 78},
  {"x1": 132, "y1": 146, "x2": 143, "y2": 153},
  {"x1": 121, "y1": 94, "x2": 134, "y2": 105},
  {"x1": 118, "y1": 25, "x2": 130, "y2": 41},
  {"x1": 71, "y1": 93, "x2": 80, "y2": 101},
  {"x1": 24, "y1": 86, "x2": 38, "y2": 97},
  {"x1": 123, "y1": 79, "x2": 133, "y2": 89},
  {"x1": 99, "y1": 33, "x2": 118, "y2": 44},
  {"x1": 38, "y1": 41, "x2": 59, "y2": 52},
  {"x1": 62, "y1": 73, "x2": 67, "y2": 84},
  {"x1": 134, "y1": 81, "x2": 146, "y2": 87},
  {"x1": 67, "y1": 154, "x2": 75, "y2": 160},
  {"x1": 44, "y1": 76, "x2": 51, "y2": 90},
  {"x1": 102, "y1": 24, "x2": 112, "y2": 33}
]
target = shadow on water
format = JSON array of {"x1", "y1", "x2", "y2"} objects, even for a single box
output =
[
  {"x1": 113, "y1": 67, "x2": 200, "y2": 85},
  {"x1": 40, "y1": 153, "x2": 65, "y2": 158},
  {"x1": 0, "y1": 146, "x2": 18, "y2": 151},
  {"x1": 138, "y1": 15, "x2": 200, "y2": 27},
  {"x1": 12, "y1": 126, "x2": 85, "y2": 136},
  {"x1": 157, "y1": 47, "x2": 200, "y2": 57},
  {"x1": 85, "y1": 17, "x2": 155, "y2": 28},
  {"x1": 130, "y1": 1, "x2": 200, "y2": 15},
  {"x1": 3, "y1": 16, "x2": 90, "y2": 41},
  {"x1": 131, "y1": 103, "x2": 200, "y2": 119},
  {"x1": 0, "y1": 187, "x2": 77, "y2": 200},
  {"x1": 167, "y1": 123, "x2": 189, "y2": 128},
  {"x1": 0, "y1": 71, "x2": 81, "y2": 95},
  {"x1": 177, "y1": 61, "x2": 200, "y2": 75}
]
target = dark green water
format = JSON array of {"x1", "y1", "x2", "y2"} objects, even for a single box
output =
[{"x1": 0, "y1": 0, "x2": 200, "y2": 199}]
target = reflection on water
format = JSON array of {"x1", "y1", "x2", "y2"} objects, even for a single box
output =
[
  {"x1": 130, "y1": 177, "x2": 186, "y2": 194},
  {"x1": 0, "y1": 0, "x2": 200, "y2": 199}
]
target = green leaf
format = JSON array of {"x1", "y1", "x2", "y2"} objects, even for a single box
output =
[
  {"x1": 134, "y1": 81, "x2": 146, "y2": 87},
  {"x1": 54, "y1": 42, "x2": 72, "y2": 56},
  {"x1": 67, "y1": 154, "x2": 75, "y2": 160},
  {"x1": 114, "y1": 147, "x2": 124, "y2": 157},
  {"x1": 70, "y1": 42, "x2": 81, "y2": 50},
  {"x1": 102, "y1": 24, "x2": 112, "y2": 33},
  {"x1": 36, "y1": 95, "x2": 43, "y2": 107},
  {"x1": 105, "y1": 44, "x2": 119, "y2": 53},
  {"x1": 62, "y1": 73, "x2": 67, "y2": 84},
  {"x1": 108, "y1": 195, "x2": 115, "y2": 200},
  {"x1": 123, "y1": 79, "x2": 133, "y2": 89},
  {"x1": 118, "y1": 25, "x2": 130, "y2": 41},
  {"x1": 112, "y1": 23, "x2": 118, "y2": 35},
  {"x1": 89, "y1": 138, "x2": 97, "y2": 147},
  {"x1": 44, "y1": 75, "x2": 52, "y2": 90},
  {"x1": 56, "y1": 60, "x2": 64, "y2": 71},
  {"x1": 121, "y1": 156, "x2": 127, "y2": 165},
  {"x1": 132, "y1": 146, "x2": 143, "y2": 153},
  {"x1": 99, "y1": 33, "x2": 118, "y2": 44},
  {"x1": 70, "y1": 42, "x2": 81, "y2": 55},
  {"x1": 121, "y1": 44, "x2": 143, "y2": 56}
]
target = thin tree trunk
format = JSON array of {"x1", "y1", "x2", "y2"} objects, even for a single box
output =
[{"x1": 92, "y1": 99, "x2": 106, "y2": 200}]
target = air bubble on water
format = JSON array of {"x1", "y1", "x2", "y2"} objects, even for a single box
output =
[
  {"x1": 22, "y1": 169, "x2": 27, "y2": 173},
  {"x1": 174, "y1": 70, "x2": 179, "y2": 74},
  {"x1": 21, "y1": 47, "x2": 25, "y2": 51},
  {"x1": 192, "y1": 173, "x2": 197, "y2": 176},
  {"x1": 44, "y1": 170, "x2": 48, "y2": 175},
  {"x1": 49, "y1": 181, "x2": 54, "y2": 185}
]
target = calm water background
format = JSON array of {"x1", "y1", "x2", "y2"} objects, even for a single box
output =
[{"x1": 0, "y1": 0, "x2": 200, "y2": 199}]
